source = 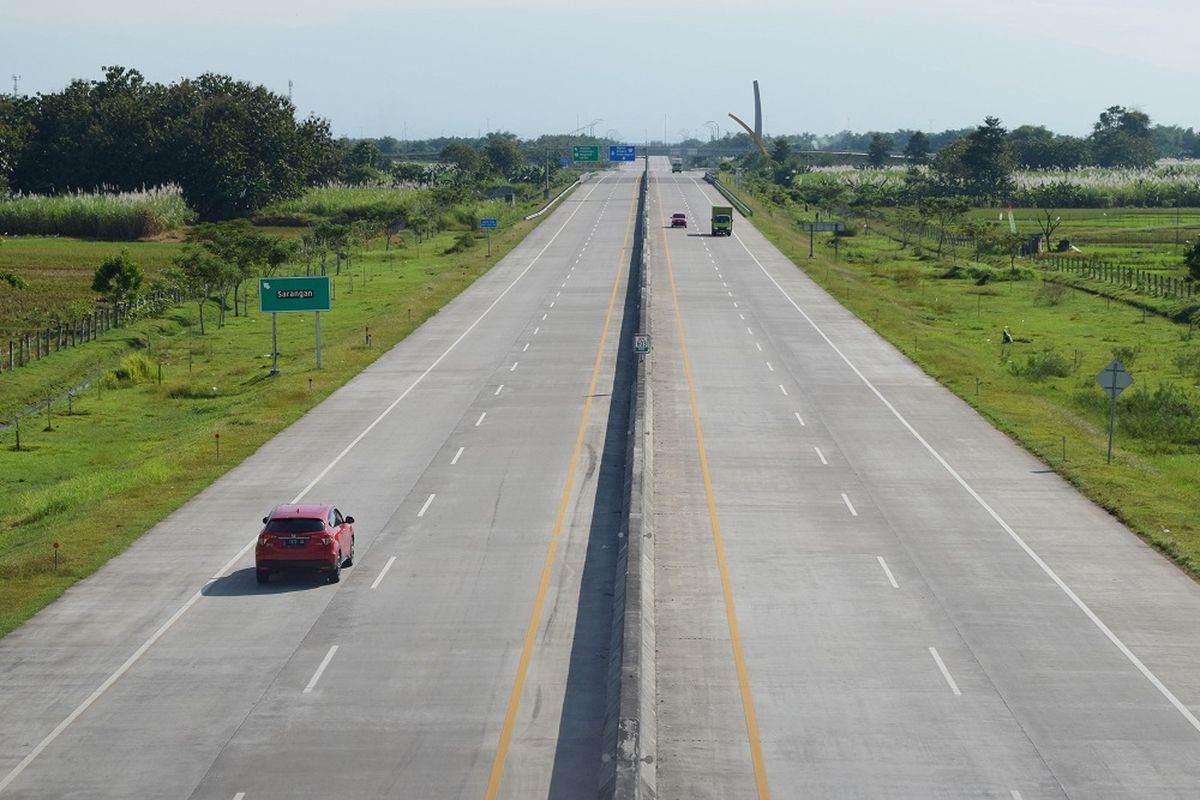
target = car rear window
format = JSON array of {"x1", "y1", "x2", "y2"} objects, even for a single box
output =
[{"x1": 264, "y1": 518, "x2": 325, "y2": 534}]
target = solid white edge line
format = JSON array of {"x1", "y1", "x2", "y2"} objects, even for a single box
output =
[
  {"x1": 929, "y1": 647, "x2": 962, "y2": 696},
  {"x1": 451, "y1": 446, "x2": 464, "y2": 465},
  {"x1": 370, "y1": 556, "x2": 397, "y2": 590},
  {"x1": 303, "y1": 645, "x2": 340, "y2": 694},
  {"x1": 1, "y1": 174, "x2": 624, "y2": 799},
  {"x1": 475, "y1": 411, "x2": 487, "y2": 427},
  {"x1": 841, "y1": 492, "x2": 858, "y2": 516},
  {"x1": 877, "y1": 556, "x2": 900, "y2": 589},
  {"x1": 730, "y1": 225, "x2": 1200, "y2": 735},
  {"x1": 814, "y1": 446, "x2": 827, "y2": 465},
  {"x1": 417, "y1": 493, "x2": 436, "y2": 518}
]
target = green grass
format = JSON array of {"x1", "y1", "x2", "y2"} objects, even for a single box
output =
[
  {"x1": 257, "y1": 185, "x2": 413, "y2": 223},
  {"x1": 0, "y1": 186, "x2": 196, "y2": 240},
  {"x1": 0, "y1": 190, "x2": 572, "y2": 638},
  {"x1": 738, "y1": 189, "x2": 1200, "y2": 580},
  {"x1": 0, "y1": 237, "x2": 186, "y2": 337}
]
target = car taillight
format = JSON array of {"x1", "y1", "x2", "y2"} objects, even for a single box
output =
[
  {"x1": 258, "y1": 535, "x2": 273, "y2": 547},
  {"x1": 320, "y1": 537, "x2": 333, "y2": 545}
]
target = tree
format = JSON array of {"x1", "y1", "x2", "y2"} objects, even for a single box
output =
[
  {"x1": 91, "y1": 251, "x2": 144, "y2": 307},
  {"x1": 1035, "y1": 209, "x2": 1063, "y2": 251},
  {"x1": 187, "y1": 220, "x2": 281, "y2": 317},
  {"x1": 867, "y1": 133, "x2": 894, "y2": 168},
  {"x1": 903, "y1": 131, "x2": 930, "y2": 164},
  {"x1": 481, "y1": 132, "x2": 523, "y2": 179},
  {"x1": 440, "y1": 142, "x2": 483, "y2": 178},
  {"x1": 169, "y1": 248, "x2": 229, "y2": 334},
  {"x1": 1091, "y1": 106, "x2": 1156, "y2": 168},
  {"x1": 1185, "y1": 240, "x2": 1200, "y2": 282},
  {"x1": 894, "y1": 206, "x2": 927, "y2": 249},
  {"x1": 961, "y1": 116, "x2": 1014, "y2": 203},
  {"x1": 770, "y1": 136, "x2": 792, "y2": 164},
  {"x1": 921, "y1": 196, "x2": 969, "y2": 257}
]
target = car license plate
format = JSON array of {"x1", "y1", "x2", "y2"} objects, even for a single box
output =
[{"x1": 285, "y1": 537, "x2": 305, "y2": 547}]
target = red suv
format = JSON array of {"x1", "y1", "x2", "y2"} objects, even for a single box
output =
[
  {"x1": 670, "y1": 213, "x2": 688, "y2": 228},
  {"x1": 256, "y1": 504, "x2": 355, "y2": 584}
]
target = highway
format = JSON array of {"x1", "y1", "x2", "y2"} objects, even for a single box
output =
[
  {"x1": 3, "y1": 156, "x2": 1200, "y2": 800},
  {"x1": 0, "y1": 169, "x2": 640, "y2": 798},
  {"x1": 647, "y1": 163, "x2": 1200, "y2": 798}
]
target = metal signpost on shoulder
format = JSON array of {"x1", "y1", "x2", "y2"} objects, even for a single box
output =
[
  {"x1": 480, "y1": 217, "x2": 498, "y2": 257},
  {"x1": 572, "y1": 145, "x2": 600, "y2": 162},
  {"x1": 259, "y1": 276, "x2": 332, "y2": 374},
  {"x1": 801, "y1": 220, "x2": 846, "y2": 258},
  {"x1": 609, "y1": 145, "x2": 636, "y2": 162},
  {"x1": 1096, "y1": 359, "x2": 1133, "y2": 463}
]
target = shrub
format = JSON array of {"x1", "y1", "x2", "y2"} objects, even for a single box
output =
[
  {"x1": 444, "y1": 232, "x2": 478, "y2": 254},
  {"x1": 106, "y1": 353, "x2": 155, "y2": 385},
  {"x1": 1118, "y1": 383, "x2": 1200, "y2": 446},
  {"x1": 1035, "y1": 281, "x2": 1069, "y2": 306},
  {"x1": 0, "y1": 186, "x2": 195, "y2": 240},
  {"x1": 1010, "y1": 348, "x2": 1075, "y2": 380}
]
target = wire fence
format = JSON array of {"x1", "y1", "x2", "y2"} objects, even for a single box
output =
[{"x1": 0, "y1": 290, "x2": 183, "y2": 375}]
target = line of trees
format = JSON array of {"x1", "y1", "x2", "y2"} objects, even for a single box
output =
[{"x1": 0, "y1": 66, "x2": 338, "y2": 219}]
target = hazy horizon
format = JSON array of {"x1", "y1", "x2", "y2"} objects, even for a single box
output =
[{"x1": 3, "y1": 0, "x2": 1196, "y2": 142}]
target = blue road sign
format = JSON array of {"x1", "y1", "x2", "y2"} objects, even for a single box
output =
[
  {"x1": 609, "y1": 145, "x2": 636, "y2": 162},
  {"x1": 479, "y1": 218, "x2": 498, "y2": 229},
  {"x1": 560, "y1": 157, "x2": 570, "y2": 166}
]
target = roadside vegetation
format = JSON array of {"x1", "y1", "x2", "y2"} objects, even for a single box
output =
[
  {"x1": 0, "y1": 187, "x2": 569, "y2": 637},
  {"x1": 723, "y1": 110, "x2": 1200, "y2": 579},
  {"x1": 0, "y1": 68, "x2": 587, "y2": 637}
]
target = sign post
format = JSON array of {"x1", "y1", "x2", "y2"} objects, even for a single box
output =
[
  {"x1": 1095, "y1": 359, "x2": 1133, "y2": 463},
  {"x1": 259, "y1": 276, "x2": 332, "y2": 372},
  {"x1": 801, "y1": 221, "x2": 846, "y2": 259},
  {"x1": 480, "y1": 217, "x2": 498, "y2": 257}
]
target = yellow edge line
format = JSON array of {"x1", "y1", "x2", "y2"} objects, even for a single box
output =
[
  {"x1": 484, "y1": 179, "x2": 638, "y2": 799},
  {"x1": 654, "y1": 175, "x2": 771, "y2": 799}
]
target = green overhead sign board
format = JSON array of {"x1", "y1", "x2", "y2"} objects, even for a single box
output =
[
  {"x1": 572, "y1": 145, "x2": 600, "y2": 162},
  {"x1": 259, "y1": 276, "x2": 331, "y2": 313}
]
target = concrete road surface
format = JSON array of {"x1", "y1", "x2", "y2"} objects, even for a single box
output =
[
  {"x1": 648, "y1": 163, "x2": 1200, "y2": 799},
  {"x1": 0, "y1": 169, "x2": 640, "y2": 799}
]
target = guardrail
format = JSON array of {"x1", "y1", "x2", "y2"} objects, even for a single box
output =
[
  {"x1": 523, "y1": 179, "x2": 582, "y2": 221},
  {"x1": 703, "y1": 172, "x2": 753, "y2": 218}
]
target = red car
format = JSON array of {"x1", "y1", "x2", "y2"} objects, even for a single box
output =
[
  {"x1": 670, "y1": 213, "x2": 688, "y2": 228},
  {"x1": 256, "y1": 503, "x2": 355, "y2": 584}
]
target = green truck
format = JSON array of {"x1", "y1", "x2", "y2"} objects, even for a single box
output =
[{"x1": 711, "y1": 206, "x2": 733, "y2": 236}]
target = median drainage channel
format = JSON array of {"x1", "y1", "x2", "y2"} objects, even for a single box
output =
[{"x1": 599, "y1": 168, "x2": 656, "y2": 799}]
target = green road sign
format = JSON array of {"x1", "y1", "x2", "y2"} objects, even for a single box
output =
[
  {"x1": 259, "y1": 276, "x2": 331, "y2": 313},
  {"x1": 573, "y1": 145, "x2": 600, "y2": 162}
]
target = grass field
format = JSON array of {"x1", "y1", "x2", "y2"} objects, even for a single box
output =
[
  {"x1": 0, "y1": 188, "x2": 571, "y2": 638},
  {"x1": 737, "y1": 189, "x2": 1200, "y2": 582},
  {"x1": 0, "y1": 238, "x2": 186, "y2": 337}
]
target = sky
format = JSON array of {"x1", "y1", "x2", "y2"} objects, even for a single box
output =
[{"x1": 2, "y1": 0, "x2": 1197, "y2": 142}]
